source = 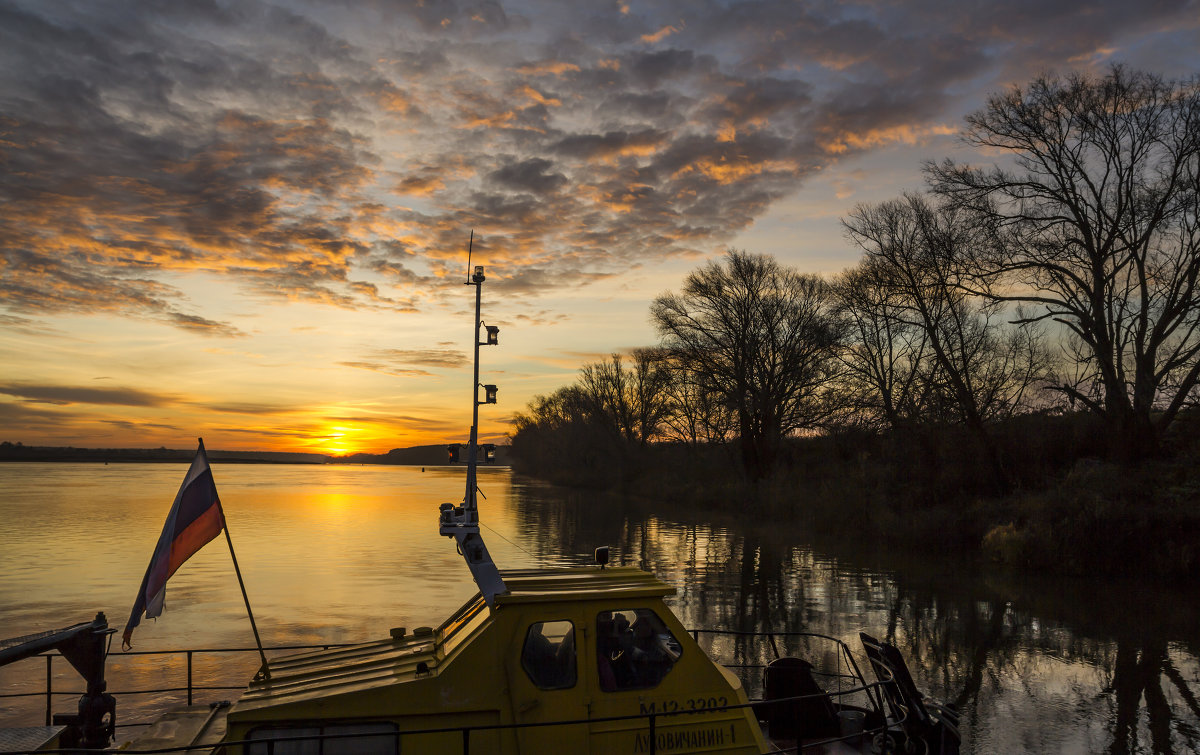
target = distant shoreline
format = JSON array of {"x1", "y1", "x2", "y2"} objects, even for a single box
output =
[
  {"x1": 0, "y1": 442, "x2": 511, "y2": 467},
  {"x1": 1, "y1": 457, "x2": 327, "y2": 464}
]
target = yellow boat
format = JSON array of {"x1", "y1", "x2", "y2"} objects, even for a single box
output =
[{"x1": 214, "y1": 566, "x2": 769, "y2": 754}]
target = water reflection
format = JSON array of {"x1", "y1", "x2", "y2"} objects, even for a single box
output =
[
  {"x1": 1, "y1": 464, "x2": 1197, "y2": 754},
  {"x1": 507, "y1": 475, "x2": 1200, "y2": 754}
]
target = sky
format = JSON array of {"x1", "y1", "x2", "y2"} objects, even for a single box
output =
[{"x1": 1, "y1": 0, "x2": 1198, "y2": 455}]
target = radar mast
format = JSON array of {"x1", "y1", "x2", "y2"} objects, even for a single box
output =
[{"x1": 438, "y1": 234, "x2": 507, "y2": 606}]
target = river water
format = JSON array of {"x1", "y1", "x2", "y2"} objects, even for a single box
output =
[{"x1": 0, "y1": 462, "x2": 1197, "y2": 753}]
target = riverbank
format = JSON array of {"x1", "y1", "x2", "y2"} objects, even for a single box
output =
[{"x1": 511, "y1": 412, "x2": 1200, "y2": 582}]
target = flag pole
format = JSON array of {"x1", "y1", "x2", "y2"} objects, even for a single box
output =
[
  {"x1": 222, "y1": 512, "x2": 270, "y2": 679},
  {"x1": 201, "y1": 438, "x2": 271, "y2": 680}
]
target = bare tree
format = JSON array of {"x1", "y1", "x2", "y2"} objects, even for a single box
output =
[
  {"x1": 512, "y1": 385, "x2": 590, "y2": 435},
  {"x1": 651, "y1": 250, "x2": 844, "y2": 479},
  {"x1": 509, "y1": 385, "x2": 598, "y2": 481},
  {"x1": 659, "y1": 361, "x2": 736, "y2": 447},
  {"x1": 927, "y1": 66, "x2": 1200, "y2": 459},
  {"x1": 843, "y1": 193, "x2": 1052, "y2": 488},
  {"x1": 579, "y1": 349, "x2": 673, "y2": 448},
  {"x1": 831, "y1": 263, "x2": 935, "y2": 430}
]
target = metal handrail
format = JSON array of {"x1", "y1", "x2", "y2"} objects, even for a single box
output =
[
  {"x1": 692, "y1": 628, "x2": 882, "y2": 712},
  {"x1": 5, "y1": 630, "x2": 898, "y2": 753},
  {"x1": 6, "y1": 630, "x2": 880, "y2": 703},
  {"x1": 2, "y1": 643, "x2": 357, "y2": 724},
  {"x1": 4, "y1": 682, "x2": 900, "y2": 755}
]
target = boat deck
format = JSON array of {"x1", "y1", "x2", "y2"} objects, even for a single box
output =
[
  {"x1": 124, "y1": 704, "x2": 229, "y2": 752},
  {"x1": 0, "y1": 726, "x2": 66, "y2": 754}
]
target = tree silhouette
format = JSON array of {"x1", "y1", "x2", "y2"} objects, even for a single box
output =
[
  {"x1": 651, "y1": 250, "x2": 844, "y2": 479},
  {"x1": 927, "y1": 66, "x2": 1200, "y2": 460}
]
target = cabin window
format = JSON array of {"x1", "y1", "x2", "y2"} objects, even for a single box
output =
[
  {"x1": 596, "y1": 609, "x2": 682, "y2": 692},
  {"x1": 521, "y1": 620, "x2": 577, "y2": 690},
  {"x1": 246, "y1": 722, "x2": 398, "y2": 755}
]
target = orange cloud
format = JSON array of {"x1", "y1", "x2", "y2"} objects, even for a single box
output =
[
  {"x1": 518, "y1": 85, "x2": 562, "y2": 107},
  {"x1": 641, "y1": 24, "x2": 681, "y2": 43},
  {"x1": 462, "y1": 110, "x2": 515, "y2": 128},
  {"x1": 376, "y1": 86, "x2": 413, "y2": 113},
  {"x1": 515, "y1": 61, "x2": 581, "y2": 76},
  {"x1": 597, "y1": 183, "x2": 655, "y2": 213},
  {"x1": 814, "y1": 51, "x2": 871, "y2": 72},
  {"x1": 675, "y1": 156, "x2": 799, "y2": 185},
  {"x1": 396, "y1": 174, "x2": 445, "y2": 195},
  {"x1": 1068, "y1": 47, "x2": 1118, "y2": 65},
  {"x1": 820, "y1": 123, "x2": 957, "y2": 154}
]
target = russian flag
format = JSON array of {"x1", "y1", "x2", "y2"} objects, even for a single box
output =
[{"x1": 122, "y1": 439, "x2": 226, "y2": 648}]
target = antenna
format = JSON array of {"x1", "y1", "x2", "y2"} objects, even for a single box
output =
[
  {"x1": 439, "y1": 234, "x2": 506, "y2": 607},
  {"x1": 465, "y1": 230, "x2": 474, "y2": 283}
]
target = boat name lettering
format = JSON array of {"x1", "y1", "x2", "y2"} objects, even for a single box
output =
[
  {"x1": 638, "y1": 695, "x2": 729, "y2": 715},
  {"x1": 633, "y1": 723, "x2": 736, "y2": 752}
]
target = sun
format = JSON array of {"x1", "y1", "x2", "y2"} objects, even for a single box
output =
[{"x1": 319, "y1": 425, "x2": 361, "y2": 457}]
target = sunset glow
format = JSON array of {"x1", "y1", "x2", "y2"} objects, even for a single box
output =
[{"x1": 2, "y1": 1, "x2": 1198, "y2": 454}]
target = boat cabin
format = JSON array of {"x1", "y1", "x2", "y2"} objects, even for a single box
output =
[{"x1": 219, "y1": 567, "x2": 767, "y2": 754}]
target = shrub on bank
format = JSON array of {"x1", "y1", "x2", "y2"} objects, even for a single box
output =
[
  {"x1": 509, "y1": 410, "x2": 1200, "y2": 580},
  {"x1": 981, "y1": 460, "x2": 1200, "y2": 580}
]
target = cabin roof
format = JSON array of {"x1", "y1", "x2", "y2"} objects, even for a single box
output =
[
  {"x1": 229, "y1": 567, "x2": 674, "y2": 718},
  {"x1": 495, "y1": 566, "x2": 675, "y2": 605},
  {"x1": 232, "y1": 635, "x2": 439, "y2": 715}
]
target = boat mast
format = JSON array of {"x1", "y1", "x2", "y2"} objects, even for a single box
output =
[
  {"x1": 465, "y1": 256, "x2": 482, "y2": 516},
  {"x1": 439, "y1": 234, "x2": 507, "y2": 606}
]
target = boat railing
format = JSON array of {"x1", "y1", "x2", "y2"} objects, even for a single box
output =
[
  {"x1": 3, "y1": 632, "x2": 902, "y2": 753},
  {"x1": 4, "y1": 631, "x2": 877, "y2": 725},
  {"x1": 3, "y1": 678, "x2": 903, "y2": 755},
  {"x1": 689, "y1": 628, "x2": 882, "y2": 712},
  {"x1": 0, "y1": 643, "x2": 357, "y2": 727}
]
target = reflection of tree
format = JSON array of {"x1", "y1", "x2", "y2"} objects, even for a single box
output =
[
  {"x1": 508, "y1": 477, "x2": 1200, "y2": 752},
  {"x1": 1162, "y1": 660, "x2": 1200, "y2": 724},
  {"x1": 1104, "y1": 636, "x2": 1200, "y2": 755},
  {"x1": 948, "y1": 598, "x2": 1010, "y2": 714}
]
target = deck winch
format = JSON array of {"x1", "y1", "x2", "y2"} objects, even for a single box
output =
[{"x1": 0, "y1": 612, "x2": 116, "y2": 749}]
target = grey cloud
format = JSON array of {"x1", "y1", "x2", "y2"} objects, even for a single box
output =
[
  {"x1": 627, "y1": 49, "x2": 711, "y2": 88},
  {"x1": 215, "y1": 426, "x2": 313, "y2": 438},
  {"x1": 550, "y1": 129, "x2": 670, "y2": 160},
  {"x1": 385, "y1": 415, "x2": 467, "y2": 432},
  {"x1": 369, "y1": 347, "x2": 469, "y2": 368},
  {"x1": 0, "y1": 383, "x2": 176, "y2": 407},
  {"x1": 487, "y1": 158, "x2": 568, "y2": 195},
  {"x1": 700, "y1": 75, "x2": 814, "y2": 125},
  {"x1": 595, "y1": 91, "x2": 683, "y2": 123},
  {"x1": 103, "y1": 419, "x2": 184, "y2": 432},
  {"x1": 363, "y1": 0, "x2": 512, "y2": 34},
  {"x1": 337, "y1": 362, "x2": 436, "y2": 378},
  {"x1": 493, "y1": 267, "x2": 616, "y2": 295},
  {"x1": 202, "y1": 402, "x2": 297, "y2": 415},
  {"x1": 0, "y1": 399, "x2": 76, "y2": 428},
  {"x1": 168, "y1": 311, "x2": 246, "y2": 337},
  {"x1": 338, "y1": 345, "x2": 468, "y2": 378},
  {"x1": 510, "y1": 309, "x2": 571, "y2": 325}
]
